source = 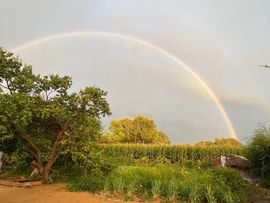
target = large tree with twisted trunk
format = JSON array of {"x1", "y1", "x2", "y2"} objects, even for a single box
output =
[{"x1": 0, "y1": 48, "x2": 111, "y2": 183}]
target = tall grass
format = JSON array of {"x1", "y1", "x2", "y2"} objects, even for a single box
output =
[{"x1": 104, "y1": 166, "x2": 250, "y2": 202}]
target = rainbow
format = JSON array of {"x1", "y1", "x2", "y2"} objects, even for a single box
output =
[{"x1": 11, "y1": 31, "x2": 238, "y2": 140}]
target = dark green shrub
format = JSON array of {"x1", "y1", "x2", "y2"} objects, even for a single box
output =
[
  {"x1": 246, "y1": 124, "x2": 270, "y2": 187},
  {"x1": 50, "y1": 167, "x2": 82, "y2": 182},
  {"x1": 50, "y1": 154, "x2": 83, "y2": 182},
  {"x1": 68, "y1": 175, "x2": 105, "y2": 192},
  {"x1": 8, "y1": 150, "x2": 33, "y2": 177}
]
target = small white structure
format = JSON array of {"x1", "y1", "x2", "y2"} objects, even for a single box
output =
[{"x1": 220, "y1": 155, "x2": 226, "y2": 167}]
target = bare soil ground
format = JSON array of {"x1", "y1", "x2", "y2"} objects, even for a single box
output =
[
  {"x1": 250, "y1": 185, "x2": 270, "y2": 203},
  {"x1": 0, "y1": 184, "x2": 132, "y2": 203},
  {"x1": 1, "y1": 182, "x2": 270, "y2": 203}
]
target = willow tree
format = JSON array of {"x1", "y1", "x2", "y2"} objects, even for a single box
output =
[{"x1": 0, "y1": 48, "x2": 111, "y2": 182}]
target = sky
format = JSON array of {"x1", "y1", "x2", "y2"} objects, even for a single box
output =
[{"x1": 0, "y1": 0, "x2": 270, "y2": 143}]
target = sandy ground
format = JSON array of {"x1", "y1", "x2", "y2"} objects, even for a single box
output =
[
  {"x1": 1, "y1": 182, "x2": 270, "y2": 203},
  {"x1": 0, "y1": 184, "x2": 128, "y2": 203}
]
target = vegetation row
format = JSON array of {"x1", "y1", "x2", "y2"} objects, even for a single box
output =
[
  {"x1": 97, "y1": 144, "x2": 244, "y2": 163},
  {"x1": 69, "y1": 166, "x2": 250, "y2": 203}
]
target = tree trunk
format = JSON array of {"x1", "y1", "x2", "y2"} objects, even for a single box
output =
[
  {"x1": 36, "y1": 153, "x2": 43, "y2": 171},
  {"x1": 42, "y1": 167, "x2": 50, "y2": 183},
  {"x1": 41, "y1": 130, "x2": 64, "y2": 183},
  {"x1": 42, "y1": 153, "x2": 59, "y2": 183},
  {"x1": 83, "y1": 164, "x2": 88, "y2": 177}
]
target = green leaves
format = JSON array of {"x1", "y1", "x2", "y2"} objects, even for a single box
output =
[
  {"x1": 0, "y1": 48, "x2": 38, "y2": 94},
  {"x1": 0, "y1": 93, "x2": 34, "y2": 128},
  {"x1": 36, "y1": 75, "x2": 72, "y2": 98},
  {"x1": 102, "y1": 116, "x2": 170, "y2": 144},
  {"x1": 0, "y1": 47, "x2": 111, "y2": 179},
  {"x1": 79, "y1": 87, "x2": 111, "y2": 118},
  {"x1": 246, "y1": 124, "x2": 270, "y2": 186}
]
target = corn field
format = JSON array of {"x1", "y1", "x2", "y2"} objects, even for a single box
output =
[{"x1": 97, "y1": 144, "x2": 244, "y2": 163}]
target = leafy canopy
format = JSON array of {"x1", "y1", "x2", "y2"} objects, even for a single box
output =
[
  {"x1": 101, "y1": 116, "x2": 170, "y2": 144},
  {"x1": 0, "y1": 47, "x2": 111, "y2": 182},
  {"x1": 195, "y1": 138, "x2": 242, "y2": 147}
]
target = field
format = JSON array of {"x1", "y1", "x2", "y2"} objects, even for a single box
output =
[
  {"x1": 2, "y1": 143, "x2": 270, "y2": 202},
  {"x1": 62, "y1": 144, "x2": 251, "y2": 202},
  {"x1": 97, "y1": 144, "x2": 244, "y2": 163}
]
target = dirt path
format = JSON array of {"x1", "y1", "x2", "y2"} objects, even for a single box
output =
[
  {"x1": 250, "y1": 185, "x2": 270, "y2": 203},
  {"x1": 0, "y1": 184, "x2": 128, "y2": 203}
]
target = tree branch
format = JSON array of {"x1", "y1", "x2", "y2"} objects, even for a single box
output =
[
  {"x1": 4, "y1": 79, "x2": 13, "y2": 94},
  {"x1": 0, "y1": 83, "x2": 8, "y2": 89},
  {"x1": 13, "y1": 130, "x2": 42, "y2": 167},
  {"x1": 45, "y1": 116, "x2": 74, "y2": 171}
]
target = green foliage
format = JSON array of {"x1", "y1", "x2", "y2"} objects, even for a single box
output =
[
  {"x1": 68, "y1": 175, "x2": 105, "y2": 192},
  {"x1": 0, "y1": 136, "x2": 19, "y2": 154},
  {"x1": 0, "y1": 149, "x2": 33, "y2": 178},
  {"x1": 6, "y1": 143, "x2": 237, "y2": 180},
  {"x1": 210, "y1": 168, "x2": 250, "y2": 202},
  {"x1": 246, "y1": 124, "x2": 270, "y2": 187},
  {"x1": 0, "y1": 47, "x2": 111, "y2": 182},
  {"x1": 101, "y1": 116, "x2": 170, "y2": 144},
  {"x1": 96, "y1": 144, "x2": 243, "y2": 165},
  {"x1": 104, "y1": 166, "x2": 250, "y2": 202},
  {"x1": 12, "y1": 154, "x2": 33, "y2": 176},
  {"x1": 196, "y1": 138, "x2": 242, "y2": 147},
  {"x1": 70, "y1": 143, "x2": 121, "y2": 177},
  {"x1": 133, "y1": 156, "x2": 172, "y2": 166},
  {"x1": 214, "y1": 138, "x2": 243, "y2": 146},
  {"x1": 49, "y1": 155, "x2": 83, "y2": 182}
]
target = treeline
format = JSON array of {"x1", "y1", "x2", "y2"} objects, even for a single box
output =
[
  {"x1": 100, "y1": 116, "x2": 242, "y2": 147},
  {"x1": 195, "y1": 138, "x2": 242, "y2": 147}
]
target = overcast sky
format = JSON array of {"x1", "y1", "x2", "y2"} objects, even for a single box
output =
[{"x1": 0, "y1": 0, "x2": 270, "y2": 143}]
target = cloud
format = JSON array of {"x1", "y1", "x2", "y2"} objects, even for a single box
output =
[
  {"x1": 220, "y1": 94, "x2": 270, "y2": 111},
  {"x1": 1, "y1": 0, "x2": 270, "y2": 143}
]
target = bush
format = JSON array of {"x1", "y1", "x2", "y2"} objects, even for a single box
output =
[
  {"x1": 3, "y1": 150, "x2": 33, "y2": 177},
  {"x1": 246, "y1": 124, "x2": 270, "y2": 187},
  {"x1": 68, "y1": 175, "x2": 105, "y2": 192},
  {"x1": 211, "y1": 168, "x2": 251, "y2": 202}
]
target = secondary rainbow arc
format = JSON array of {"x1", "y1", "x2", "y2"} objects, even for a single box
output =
[{"x1": 10, "y1": 31, "x2": 238, "y2": 140}]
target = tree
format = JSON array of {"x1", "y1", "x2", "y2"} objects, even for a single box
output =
[
  {"x1": 195, "y1": 141, "x2": 213, "y2": 147},
  {"x1": 246, "y1": 124, "x2": 270, "y2": 187},
  {"x1": 109, "y1": 118, "x2": 133, "y2": 143},
  {"x1": 195, "y1": 138, "x2": 242, "y2": 147},
  {"x1": 0, "y1": 48, "x2": 111, "y2": 182},
  {"x1": 101, "y1": 116, "x2": 170, "y2": 144},
  {"x1": 213, "y1": 138, "x2": 242, "y2": 147}
]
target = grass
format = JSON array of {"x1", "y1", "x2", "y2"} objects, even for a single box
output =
[
  {"x1": 68, "y1": 165, "x2": 251, "y2": 202},
  {"x1": 68, "y1": 175, "x2": 106, "y2": 192}
]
